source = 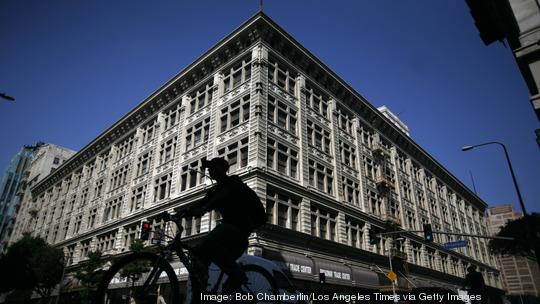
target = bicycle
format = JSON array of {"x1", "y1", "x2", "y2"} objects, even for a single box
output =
[{"x1": 94, "y1": 211, "x2": 278, "y2": 304}]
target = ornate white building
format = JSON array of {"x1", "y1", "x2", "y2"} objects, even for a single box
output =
[{"x1": 14, "y1": 12, "x2": 502, "y2": 295}]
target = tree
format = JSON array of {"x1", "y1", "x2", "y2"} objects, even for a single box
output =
[
  {"x1": 119, "y1": 239, "x2": 152, "y2": 282},
  {"x1": 0, "y1": 235, "x2": 64, "y2": 304},
  {"x1": 74, "y1": 250, "x2": 107, "y2": 301},
  {"x1": 489, "y1": 213, "x2": 540, "y2": 259}
]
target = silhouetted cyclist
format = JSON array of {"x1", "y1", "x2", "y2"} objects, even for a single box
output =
[
  {"x1": 463, "y1": 265, "x2": 487, "y2": 304},
  {"x1": 185, "y1": 157, "x2": 266, "y2": 293}
]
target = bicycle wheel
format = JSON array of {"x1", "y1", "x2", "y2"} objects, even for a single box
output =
[
  {"x1": 238, "y1": 264, "x2": 278, "y2": 304},
  {"x1": 95, "y1": 252, "x2": 180, "y2": 304}
]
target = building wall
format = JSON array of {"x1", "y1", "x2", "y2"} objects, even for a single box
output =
[
  {"x1": 22, "y1": 14, "x2": 502, "y2": 290},
  {"x1": 487, "y1": 204, "x2": 540, "y2": 296}
]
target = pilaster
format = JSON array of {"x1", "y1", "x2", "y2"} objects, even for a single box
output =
[{"x1": 296, "y1": 75, "x2": 309, "y2": 187}]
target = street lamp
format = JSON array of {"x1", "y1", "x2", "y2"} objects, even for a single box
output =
[
  {"x1": 461, "y1": 141, "x2": 527, "y2": 216},
  {"x1": 462, "y1": 141, "x2": 539, "y2": 268}
]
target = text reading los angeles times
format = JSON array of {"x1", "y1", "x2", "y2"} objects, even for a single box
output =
[{"x1": 202, "y1": 292, "x2": 482, "y2": 303}]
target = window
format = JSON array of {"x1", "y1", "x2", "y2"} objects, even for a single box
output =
[
  {"x1": 367, "y1": 190, "x2": 382, "y2": 215},
  {"x1": 103, "y1": 196, "x2": 123, "y2": 223},
  {"x1": 401, "y1": 181, "x2": 412, "y2": 201},
  {"x1": 396, "y1": 152, "x2": 407, "y2": 172},
  {"x1": 267, "y1": 95, "x2": 297, "y2": 134},
  {"x1": 307, "y1": 120, "x2": 331, "y2": 154},
  {"x1": 87, "y1": 208, "x2": 98, "y2": 229},
  {"x1": 110, "y1": 165, "x2": 130, "y2": 190},
  {"x1": 339, "y1": 140, "x2": 357, "y2": 169},
  {"x1": 180, "y1": 158, "x2": 207, "y2": 191},
  {"x1": 115, "y1": 135, "x2": 135, "y2": 161},
  {"x1": 266, "y1": 189, "x2": 300, "y2": 231},
  {"x1": 190, "y1": 82, "x2": 213, "y2": 114},
  {"x1": 305, "y1": 84, "x2": 328, "y2": 118},
  {"x1": 130, "y1": 185, "x2": 147, "y2": 212},
  {"x1": 96, "y1": 231, "x2": 117, "y2": 253},
  {"x1": 337, "y1": 106, "x2": 354, "y2": 133},
  {"x1": 123, "y1": 224, "x2": 139, "y2": 249},
  {"x1": 411, "y1": 242, "x2": 422, "y2": 265},
  {"x1": 53, "y1": 157, "x2": 60, "y2": 165},
  {"x1": 223, "y1": 58, "x2": 251, "y2": 93},
  {"x1": 185, "y1": 118, "x2": 210, "y2": 150},
  {"x1": 181, "y1": 215, "x2": 202, "y2": 237},
  {"x1": 141, "y1": 120, "x2": 157, "y2": 144},
  {"x1": 80, "y1": 239, "x2": 91, "y2": 258},
  {"x1": 136, "y1": 152, "x2": 153, "y2": 176},
  {"x1": 267, "y1": 138, "x2": 298, "y2": 178},
  {"x1": 406, "y1": 210, "x2": 417, "y2": 230},
  {"x1": 308, "y1": 160, "x2": 333, "y2": 195},
  {"x1": 73, "y1": 215, "x2": 82, "y2": 234},
  {"x1": 310, "y1": 205, "x2": 337, "y2": 241},
  {"x1": 342, "y1": 177, "x2": 360, "y2": 206},
  {"x1": 220, "y1": 95, "x2": 250, "y2": 132},
  {"x1": 154, "y1": 173, "x2": 172, "y2": 202},
  {"x1": 94, "y1": 179, "x2": 104, "y2": 198},
  {"x1": 66, "y1": 245, "x2": 75, "y2": 266},
  {"x1": 80, "y1": 188, "x2": 89, "y2": 206},
  {"x1": 159, "y1": 136, "x2": 177, "y2": 165},
  {"x1": 163, "y1": 103, "x2": 180, "y2": 130},
  {"x1": 268, "y1": 58, "x2": 296, "y2": 95},
  {"x1": 217, "y1": 137, "x2": 248, "y2": 172},
  {"x1": 98, "y1": 152, "x2": 110, "y2": 171},
  {"x1": 345, "y1": 217, "x2": 364, "y2": 249},
  {"x1": 359, "y1": 123, "x2": 374, "y2": 148},
  {"x1": 85, "y1": 161, "x2": 95, "y2": 179},
  {"x1": 362, "y1": 156, "x2": 376, "y2": 180}
]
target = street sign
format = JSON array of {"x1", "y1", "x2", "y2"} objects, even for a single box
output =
[
  {"x1": 386, "y1": 271, "x2": 397, "y2": 282},
  {"x1": 443, "y1": 240, "x2": 469, "y2": 249}
]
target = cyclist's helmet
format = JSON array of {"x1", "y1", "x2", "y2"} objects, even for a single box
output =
[{"x1": 201, "y1": 157, "x2": 230, "y2": 172}]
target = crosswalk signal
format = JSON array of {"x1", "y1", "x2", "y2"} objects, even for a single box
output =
[
  {"x1": 319, "y1": 272, "x2": 326, "y2": 284},
  {"x1": 369, "y1": 230, "x2": 380, "y2": 245},
  {"x1": 423, "y1": 224, "x2": 433, "y2": 242},
  {"x1": 140, "y1": 221, "x2": 151, "y2": 240}
]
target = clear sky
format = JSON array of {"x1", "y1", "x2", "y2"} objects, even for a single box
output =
[{"x1": 1, "y1": 0, "x2": 538, "y2": 213}]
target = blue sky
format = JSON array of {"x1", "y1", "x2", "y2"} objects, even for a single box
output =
[{"x1": 1, "y1": 0, "x2": 538, "y2": 213}]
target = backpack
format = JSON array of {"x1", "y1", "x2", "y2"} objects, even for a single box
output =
[{"x1": 243, "y1": 185, "x2": 267, "y2": 230}]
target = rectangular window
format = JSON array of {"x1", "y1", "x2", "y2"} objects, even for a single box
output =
[
  {"x1": 339, "y1": 140, "x2": 357, "y2": 169},
  {"x1": 310, "y1": 204, "x2": 337, "y2": 241},
  {"x1": 159, "y1": 136, "x2": 177, "y2": 165},
  {"x1": 153, "y1": 173, "x2": 172, "y2": 202},
  {"x1": 220, "y1": 95, "x2": 250, "y2": 132},
  {"x1": 342, "y1": 177, "x2": 360, "y2": 206},
  {"x1": 181, "y1": 215, "x2": 202, "y2": 237},
  {"x1": 98, "y1": 152, "x2": 109, "y2": 171},
  {"x1": 103, "y1": 196, "x2": 123, "y2": 223},
  {"x1": 96, "y1": 231, "x2": 117, "y2": 253},
  {"x1": 359, "y1": 123, "x2": 374, "y2": 148},
  {"x1": 362, "y1": 156, "x2": 376, "y2": 180},
  {"x1": 267, "y1": 95, "x2": 297, "y2": 134},
  {"x1": 367, "y1": 190, "x2": 382, "y2": 215},
  {"x1": 180, "y1": 158, "x2": 207, "y2": 191},
  {"x1": 337, "y1": 106, "x2": 354, "y2": 133},
  {"x1": 130, "y1": 185, "x2": 147, "y2": 212},
  {"x1": 267, "y1": 138, "x2": 298, "y2": 178},
  {"x1": 136, "y1": 152, "x2": 153, "y2": 176},
  {"x1": 110, "y1": 165, "x2": 130, "y2": 190},
  {"x1": 80, "y1": 239, "x2": 91, "y2": 258},
  {"x1": 115, "y1": 135, "x2": 135, "y2": 161},
  {"x1": 217, "y1": 137, "x2": 248, "y2": 172},
  {"x1": 141, "y1": 119, "x2": 157, "y2": 144},
  {"x1": 345, "y1": 217, "x2": 364, "y2": 249},
  {"x1": 266, "y1": 189, "x2": 300, "y2": 231},
  {"x1": 73, "y1": 215, "x2": 82, "y2": 234},
  {"x1": 94, "y1": 179, "x2": 104, "y2": 198},
  {"x1": 163, "y1": 103, "x2": 181, "y2": 130},
  {"x1": 87, "y1": 208, "x2": 98, "y2": 229},
  {"x1": 223, "y1": 58, "x2": 251, "y2": 93},
  {"x1": 305, "y1": 84, "x2": 328, "y2": 118},
  {"x1": 190, "y1": 82, "x2": 213, "y2": 114},
  {"x1": 123, "y1": 224, "x2": 139, "y2": 249},
  {"x1": 308, "y1": 160, "x2": 333, "y2": 194},
  {"x1": 268, "y1": 58, "x2": 296, "y2": 95},
  {"x1": 185, "y1": 118, "x2": 210, "y2": 150},
  {"x1": 307, "y1": 119, "x2": 331, "y2": 154}
]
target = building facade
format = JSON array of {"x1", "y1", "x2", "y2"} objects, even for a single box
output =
[
  {"x1": 0, "y1": 143, "x2": 75, "y2": 251},
  {"x1": 18, "y1": 13, "x2": 502, "y2": 294},
  {"x1": 487, "y1": 205, "x2": 540, "y2": 296}
]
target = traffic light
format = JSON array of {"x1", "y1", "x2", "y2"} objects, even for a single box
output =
[
  {"x1": 423, "y1": 223, "x2": 433, "y2": 242},
  {"x1": 369, "y1": 229, "x2": 380, "y2": 245},
  {"x1": 140, "y1": 221, "x2": 151, "y2": 240},
  {"x1": 319, "y1": 272, "x2": 326, "y2": 284}
]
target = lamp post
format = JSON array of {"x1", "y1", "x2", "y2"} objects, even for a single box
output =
[{"x1": 462, "y1": 141, "x2": 539, "y2": 268}]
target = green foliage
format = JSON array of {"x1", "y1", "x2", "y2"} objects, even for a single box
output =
[
  {"x1": 0, "y1": 235, "x2": 64, "y2": 302},
  {"x1": 75, "y1": 250, "x2": 107, "y2": 288},
  {"x1": 119, "y1": 240, "x2": 152, "y2": 282},
  {"x1": 489, "y1": 213, "x2": 540, "y2": 259}
]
